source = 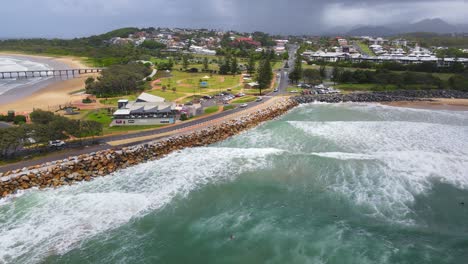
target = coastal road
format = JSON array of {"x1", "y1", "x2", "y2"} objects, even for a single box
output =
[
  {"x1": 0, "y1": 56, "x2": 293, "y2": 173},
  {"x1": 0, "y1": 122, "x2": 11, "y2": 129}
]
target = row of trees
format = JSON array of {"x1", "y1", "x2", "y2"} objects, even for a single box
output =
[
  {"x1": 0, "y1": 110, "x2": 102, "y2": 159},
  {"x1": 308, "y1": 60, "x2": 466, "y2": 74},
  {"x1": 256, "y1": 58, "x2": 273, "y2": 95},
  {"x1": 85, "y1": 63, "x2": 152, "y2": 97},
  {"x1": 332, "y1": 68, "x2": 445, "y2": 88},
  {"x1": 289, "y1": 52, "x2": 303, "y2": 83},
  {"x1": 218, "y1": 56, "x2": 239, "y2": 75},
  {"x1": 0, "y1": 112, "x2": 27, "y2": 125}
]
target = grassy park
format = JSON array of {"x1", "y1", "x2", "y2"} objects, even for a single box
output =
[{"x1": 357, "y1": 41, "x2": 376, "y2": 56}]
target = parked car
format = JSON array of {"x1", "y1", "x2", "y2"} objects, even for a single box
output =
[
  {"x1": 239, "y1": 103, "x2": 248, "y2": 108},
  {"x1": 202, "y1": 95, "x2": 213, "y2": 99},
  {"x1": 274, "y1": 88, "x2": 279, "y2": 92},
  {"x1": 184, "y1": 101, "x2": 194, "y2": 106},
  {"x1": 49, "y1": 140, "x2": 65, "y2": 147}
]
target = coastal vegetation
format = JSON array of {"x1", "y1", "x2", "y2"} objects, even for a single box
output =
[
  {"x1": 0, "y1": 28, "x2": 148, "y2": 66},
  {"x1": 307, "y1": 60, "x2": 465, "y2": 74},
  {"x1": 85, "y1": 63, "x2": 152, "y2": 97},
  {"x1": 328, "y1": 67, "x2": 468, "y2": 91},
  {"x1": 0, "y1": 110, "x2": 102, "y2": 159}
]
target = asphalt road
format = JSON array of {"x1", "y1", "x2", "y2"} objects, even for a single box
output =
[
  {"x1": 0, "y1": 122, "x2": 11, "y2": 129},
  {"x1": 0, "y1": 48, "x2": 295, "y2": 173}
]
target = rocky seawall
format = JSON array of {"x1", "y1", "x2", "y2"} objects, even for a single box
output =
[
  {"x1": 0, "y1": 98, "x2": 298, "y2": 198},
  {"x1": 293, "y1": 90, "x2": 468, "y2": 104}
]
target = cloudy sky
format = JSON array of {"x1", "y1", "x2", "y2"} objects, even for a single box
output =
[{"x1": 1, "y1": 0, "x2": 468, "y2": 38}]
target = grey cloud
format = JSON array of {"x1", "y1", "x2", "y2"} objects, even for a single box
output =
[{"x1": 0, "y1": 0, "x2": 467, "y2": 38}]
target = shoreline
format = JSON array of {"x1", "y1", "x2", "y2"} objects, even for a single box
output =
[
  {"x1": 0, "y1": 98, "x2": 298, "y2": 198},
  {"x1": 383, "y1": 98, "x2": 468, "y2": 111},
  {"x1": 0, "y1": 53, "x2": 90, "y2": 113}
]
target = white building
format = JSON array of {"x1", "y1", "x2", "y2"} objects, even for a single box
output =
[{"x1": 112, "y1": 93, "x2": 176, "y2": 126}]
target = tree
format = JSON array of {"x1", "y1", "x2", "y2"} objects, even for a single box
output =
[
  {"x1": 219, "y1": 57, "x2": 231, "y2": 75},
  {"x1": 182, "y1": 55, "x2": 190, "y2": 70},
  {"x1": 85, "y1": 77, "x2": 95, "y2": 86},
  {"x1": 331, "y1": 67, "x2": 343, "y2": 84},
  {"x1": 13, "y1": 115, "x2": 27, "y2": 125},
  {"x1": 172, "y1": 87, "x2": 177, "y2": 93},
  {"x1": 247, "y1": 55, "x2": 256, "y2": 75},
  {"x1": 140, "y1": 40, "x2": 166, "y2": 50},
  {"x1": 85, "y1": 64, "x2": 151, "y2": 97},
  {"x1": 203, "y1": 57, "x2": 209, "y2": 71},
  {"x1": 303, "y1": 69, "x2": 321, "y2": 85},
  {"x1": 30, "y1": 109, "x2": 55, "y2": 125},
  {"x1": 288, "y1": 53, "x2": 303, "y2": 84},
  {"x1": 231, "y1": 57, "x2": 238, "y2": 75},
  {"x1": 319, "y1": 65, "x2": 327, "y2": 79},
  {"x1": 256, "y1": 59, "x2": 273, "y2": 95}
]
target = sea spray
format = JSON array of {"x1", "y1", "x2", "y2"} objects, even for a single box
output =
[{"x1": 0, "y1": 103, "x2": 467, "y2": 263}]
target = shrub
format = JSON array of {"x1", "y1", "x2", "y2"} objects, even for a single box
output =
[
  {"x1": 82, "y1": 97, "x2": 93, "y2": 104},
  {"x1": 180, "y1": 113, "x2": 188, "y2": 121},
  {"x1": 13, "y1": 115, "x2": 27, "y2": 125}
]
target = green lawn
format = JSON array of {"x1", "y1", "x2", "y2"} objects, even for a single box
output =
[
  {"x1": 223, "y1": 105, "x2": 235, "y2": 111},
  {"x1": 433, "y1": 73, "x2": 456, "y2": 81},
  {"x1": 231, "y1": 96, "x2": 257, "y2": 104},
  {"x1": 357, "y1": 41, "x2": 376, "y2": 56},
  {"x1": 85, "y1": 109, "x2": 113, "y2": 126},
  {"x1": 204, "y1": 105, "x2": 220, "y2": 114},
  {"x1": 147, "y1": 90, "x2": 186, "y2": 101},
  {"x1": 272, "y1": 61, "x2": 284, "y2": 70},
  {"x1": 105, "y1": 125, "x2": 167, "y2": 134},
  {"x1": 158, "y1": 71, "x2": 241, "y2": 93},
  {"x1": 99, "y1": 95, "x2": 137, "y2": 106},
  {"x1": 72, "y1": 109, "x2": 168, "y2": 135}
]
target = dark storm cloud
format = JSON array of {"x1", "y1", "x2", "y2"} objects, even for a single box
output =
[{"x1": 1, "y1": 0, "x2": 467, "y2": 38}]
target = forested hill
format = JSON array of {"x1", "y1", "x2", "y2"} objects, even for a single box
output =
[{"x1": 0, "y1": 27, "x2": 142, "y2": 66}]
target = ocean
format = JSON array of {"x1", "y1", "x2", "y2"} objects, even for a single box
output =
[
  {"x1": 0, "y1": 56, "x2": 69, "y2": 106},
  {"x1": 0, "y1": 103, "x2": 467, "y2": 263},
  {"x1": 0, "y1": 56, "x2": 52, "y2": 95}
]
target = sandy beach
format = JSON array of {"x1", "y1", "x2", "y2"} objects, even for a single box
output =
[
  {"x1": 384, "y1": 98, "x2": 468, "y2": 111},
  {"x1": 0, "y1": 53, "x2": 93, "y2": 113},
  {"x1": 0, "y1": 52, "x2": 87, "y2": 69}
]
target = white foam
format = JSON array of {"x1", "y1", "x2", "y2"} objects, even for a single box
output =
[
  {"x1": 290, "y1": 119, "x2": 468, "y2": 223},
  {"x1": 0, "y1": 147, "x2": 283, "y2": 263},
  {"x1": 0, "y1": 57, "x2": 53, "y2": 95},
  {"x1": 289, "y1": 121, "x2": 468, "y2": 155}
]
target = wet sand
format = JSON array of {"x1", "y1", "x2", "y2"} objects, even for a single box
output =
[
  {"x1": 0, "y1": 76, "x2": 92, "y2": 113},
  {"x1": 0, "y1": 53, "x2": 91, "y2": 113},
  {"x1": 384, "y1": 98, "x2": 468, "y2": 111}
]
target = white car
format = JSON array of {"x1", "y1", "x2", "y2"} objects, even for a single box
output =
[
  {"x1": 49, "y1": 140, "x2": 65, "y2": 147},
  {"x1": 239, "y1": 103, "x2": 248, "y2": 108}
]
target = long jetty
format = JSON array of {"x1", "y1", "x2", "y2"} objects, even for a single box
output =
[{"x1": 0, "y1": 68, "x2": 104, "y2": 79}]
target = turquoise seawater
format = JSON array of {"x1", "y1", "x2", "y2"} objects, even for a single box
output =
[{"x1": 1, "y1": 103, "x2": 468, "y2": 263}]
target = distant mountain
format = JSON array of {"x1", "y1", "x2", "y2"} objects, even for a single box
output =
[
  {"x1": 346, "y1": 26, "x2": 397, "y2": 37},
  {"x1": 403, "y1": 18, "x2": 457, "y2": 34},
  {"x1": 345, "y1": 18, "x2": 465, "y2": 37}
]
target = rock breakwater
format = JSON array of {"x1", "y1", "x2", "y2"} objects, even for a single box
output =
[
  {"x1": 293, "y1": 90, "x2": 468, "y2": 104},
  {"x1": 0, "y1": 98, "x2": 298, "y2": 198}
]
